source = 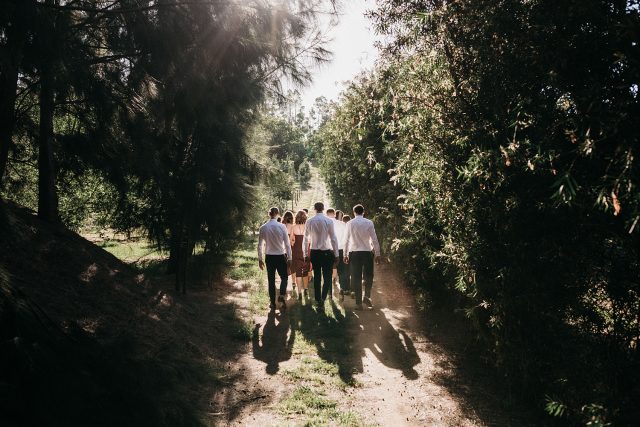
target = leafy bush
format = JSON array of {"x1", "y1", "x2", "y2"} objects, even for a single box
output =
[{"x1": 318, "y1": 1, "x2": 640, "y2": 424}]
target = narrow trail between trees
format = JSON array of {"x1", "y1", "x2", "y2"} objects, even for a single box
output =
[
  {"x1": 205, "y1": 173, "x2": 529, "y2": 426},
  {"x1": 213, "y1": 264, "x2": 527, "y2": 426}
]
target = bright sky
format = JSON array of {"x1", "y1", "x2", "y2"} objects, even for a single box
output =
[{"x1": 299, "y1": 0, "x2": 380, "y2": 110}]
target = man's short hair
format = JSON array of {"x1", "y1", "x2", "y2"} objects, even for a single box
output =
[
  {"x1": 335, "y1": 210, "x2": 343, "y2": 220},
  {"x1": 353, "y1": 204, "x2": 364, "y2": 215},
  {"x1": 314, "y1": 202, "x2": 324, "y2": 212},
  {"x1": 326, "y1": 208, "x2": 335, "y2": 215},
  {"x1": 269, "y1": 206, "x2": 279, "y2": 217}
]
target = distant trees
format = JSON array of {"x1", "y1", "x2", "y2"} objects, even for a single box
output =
[
  {"x1": 241, "y1": 102, "x2": 315, "y2": 230},
  {"x1": 319, "y1": 0, "x2": 639, "y2": 424},
  {"x1": 0, "y1": 0, "x2": 334, "y2": 291},
  {"x1": 317, "y1": 69, "x2": 404, "y2": 249}
]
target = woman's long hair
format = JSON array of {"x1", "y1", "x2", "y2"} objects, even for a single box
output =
[
  {"x1": 283, "y1": 210, "x2": 294, "y2": 224},
  {"x1": 295, "y1": 210, "x2": 307, "y2": 224}
]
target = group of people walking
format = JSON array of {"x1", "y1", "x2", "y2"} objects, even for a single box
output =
[{"x1": 257, "y1": 202, "x2": 380, "y2": 312}]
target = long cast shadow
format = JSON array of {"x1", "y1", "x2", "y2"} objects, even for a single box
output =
[
  {"x1": 252, "y1": 311, "x2": 295, "y2": 374},
  {"x1": 352, "y1": 307, "x2": 420, "y2": 379},
  {"x1": 282, "y1": 296, "x2": 420, "y2": 385}
]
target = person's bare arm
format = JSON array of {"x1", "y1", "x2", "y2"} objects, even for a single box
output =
[
  {"x1": 282, "y1": 225, "x2": 292, "y2": 265},
  {"x1": 370, "y1": 222, "x2": 381, "y2": 264},
  {"x1": 330, "y1": 221, "x2": 339, "y2": 267},
  {"x1": 343, "y1": 222, "x2": 351, "y2": 264},
  {"x1": 257, "y1": 227, "x2": 265, "y2": 270},
  {"x1": 302, "y1": 221, "x2": 311, "y2": 261}
]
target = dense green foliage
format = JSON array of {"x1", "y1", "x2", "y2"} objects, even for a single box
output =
[
  {"x1": 241, "y1": 107, "x2": 310, "y2": 231},
  {"x1": 317, "y1": 71, "x2": 404, "y2": 249},
  {"x1": 319, "y1": 1, "x2": 640, "y2": 424},
  {"x1": 0, "y1": 0, "x2": 333, "y2": 290}
]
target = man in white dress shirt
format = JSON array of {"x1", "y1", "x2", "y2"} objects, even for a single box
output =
[
  {"x1": 344, "y1": 204, "x2": 381, "y2": 310},
  {"x1": 303, "y1": 202, "x2": 339, "y2": 307},
  {"x1": 258, "y1": 207, "x2": 293, "y2": 311},
  {"x1": 326, "y1": 208, "x2": 340, "y2": 297},
  {"x1": 331, "y1": 209, "x2": 350, "y2": 301}
]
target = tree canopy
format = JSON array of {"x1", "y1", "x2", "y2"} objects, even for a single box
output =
[{"x1": 0, "y1": 0, "x2": 335, "y2": 290}]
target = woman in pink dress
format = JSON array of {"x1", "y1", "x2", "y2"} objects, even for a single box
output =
[
  {"x1": 282, "y1": 210, "x2": 295, "y2": 290},
  {"x1": 290, "y1": 210, "x2": 311, "y2": 300}
]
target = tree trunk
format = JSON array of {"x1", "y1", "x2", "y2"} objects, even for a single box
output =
[
  {"x1": 37, "y1": 62, "x2": 58, "y2": 222},
  {"x1": 0, "y1": 5, "x2": 26, "y2": 186},
  {"x1": 167, "y1": 228, "x2": 179, "y2": 274},
  {"x1": 173, "y1": 219, "x2": 191, "y2": 294},
  {"x1": 0, "y1": 64, "x2": 19, "y2": 186}
]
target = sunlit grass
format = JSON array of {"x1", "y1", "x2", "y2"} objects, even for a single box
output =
[
  {"x1": 227, "y1": 251, "x2": 262, "y2": 282},
  {"x1": 325, "y1": 298, "x2": 346, "y2": 320},
  {"x1": 291, "y1": 333, "x2": 316, "y2": 355},
  {"x1": 235, "y1": 236, "x2": 364, "y2": 424},
  {"x1": 99, "y1": 239, "x2": 164, "y2": 261},
  {"x1": 249, "y1": 280, "x2": 270, "y2": 314},
  {"x1": 228, "y1": 246, "x2": 270, "y2": 314},
  {"x1": 282, "y1": 356, "x2": 339, "y2": 386},
  {"x1": 295, "y1": 167, "x2": 330, "y2": 212},
  {"x1": 278, "y1": 385, "x2": 363, "y2": 426},
  {"x1": 99, "y1": 239, "x2": 206, "y2": 263},
  {"x1": 279, "y1": 385, "x2": 336, "y2": 413}
]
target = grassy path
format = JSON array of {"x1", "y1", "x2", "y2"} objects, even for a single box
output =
[
  {"x1": 94, "y1": 171, "x2": 530, "y2": 426},
  {"x1": 215, "y1": 246, "x2": 530, "y2": 426},
  {"x1": 295, "y1": 166, "x2": 330, "y2": 212}
]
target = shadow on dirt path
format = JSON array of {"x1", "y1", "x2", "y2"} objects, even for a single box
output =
[
  {"x1": 252, "y1": 311, "x2": 295, "y2": 374},
  {"x1": 223, "y1": 262, "x2": 535, "y2": 426}
]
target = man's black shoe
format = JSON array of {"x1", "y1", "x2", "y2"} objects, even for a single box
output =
[{"x1": 363, "y1": 297, "x2": 373, "y2": 308}]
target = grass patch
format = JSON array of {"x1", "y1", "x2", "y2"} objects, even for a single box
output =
[
  {"x1": 227, "y1": 250, "x2": 262, "y2": 282},
  {"x1": 325, "y1": 300, "x2": 346, "y2": 321},
  {"x1": 99, "y1": 239, "x2": 164, "y2": 261},
  {"x1": 215, "y1": 304, "x2": 254, "y2": 343},
  {"x1": 135, "y1": 258, "x2": 168, "y2": 276},
  {"x1": 279, "y1": 386, "x2": 336, "y2": 413},
  {"x1": 282, "y1": 357, "x2": 340, "y2": 387},
  {"x1": 228, "y1": 247, "x2": 270, "y2": 314},
  {"x1": 230, "y1": 318, "x2": 254, "y2": 342},
  {"x1": 249, "y1": 280, "x2": 270, "y2": 314},
  {"x1": 278, "y1": 386, "x2": 362, "y2": 426},
  {"x1": 292, "y1": 334, "x2": 316, "y2": 356}
]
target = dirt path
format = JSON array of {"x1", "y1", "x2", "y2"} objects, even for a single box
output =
[
  {"x1": 295, "y1": 167, "x2": 328, "y2": 212},
  {"x1": 208, "y1": 262, "x2": 527, "y2": 426},
  {"x1": 206, "y1": 172, "x2": 526, "y2": 425}
]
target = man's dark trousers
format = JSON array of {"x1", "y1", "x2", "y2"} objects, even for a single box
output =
[
  {"x1": 338, "y1": 249, "x2": 350, "y2": 293},
  {"x1": 310, "y1": 249, "x2": 334, "y2": 303},
  {"x1": 349, "y1": 251, "x2": 374, "y2": 305},
  {"x1": 265, "y1": 254, "x2": 288, "y2": 305}
]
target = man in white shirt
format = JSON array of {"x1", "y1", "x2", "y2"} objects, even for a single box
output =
[
  {"x1": 258, "y1": 207, "x2": 293, "y2": 311},
  {"x1": 326, "y1": 208, "x2": 340, "y2": 297},
  {"x1": 303, "y1": 202, "x2": 339, "y2": 307},
  {"x1": 344, "y1": 204, "x2": 381, "y2": 310},
  {"x1": 330, "y1": 209, "x2": 351, "y2": 301}
]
